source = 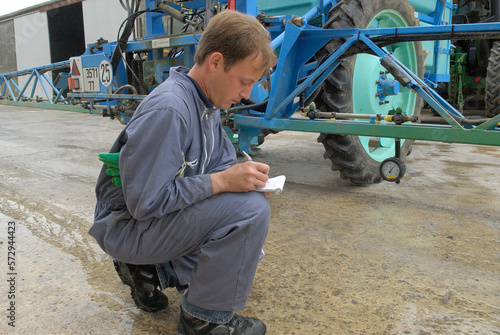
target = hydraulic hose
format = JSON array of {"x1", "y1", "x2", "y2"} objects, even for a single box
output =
[
  {"x1": 111, "y1": 0, "x2": 142, "y2": 75},
  {"x1": 226, "y1": 99, "x2": 268, "y2": 114},
  {"x1": 114, "y1": 84, "x2": 139, "y2": 95}
]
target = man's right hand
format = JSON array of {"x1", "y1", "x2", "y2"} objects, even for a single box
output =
[{"x1": 210, "y1": 161, "x2": 270, "y2": 194}]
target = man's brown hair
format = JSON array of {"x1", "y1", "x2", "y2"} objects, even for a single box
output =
[{"x1": 194, "y1": 10, "x2": 276, "y2": 76}]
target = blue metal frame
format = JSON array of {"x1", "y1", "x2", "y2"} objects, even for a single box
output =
[
  {"x1": 0, "y1": 61, "x2": 70, "y2": 104},
  {"x1": 1, "y1": 0, "x2": 499, "y2": 151},
  {"x1": 411, "y1": 0, "x2": 454, "y2": 86},
  {"x1": 235, "y1": 22, "x2": 500, "y2": 153}
]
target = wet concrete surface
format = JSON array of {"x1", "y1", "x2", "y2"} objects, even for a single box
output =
[{"x1": 0, "y1": 105, "x2": 499, "y2": 334}]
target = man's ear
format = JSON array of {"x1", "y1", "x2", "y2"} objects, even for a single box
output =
[{"x1": 208, "y1": 52, "x2": 224, "y2": 72}]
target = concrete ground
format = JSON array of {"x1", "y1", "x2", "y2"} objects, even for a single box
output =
[{"x1": 0, "y1": 105, "x2": 499, "y2": 334}]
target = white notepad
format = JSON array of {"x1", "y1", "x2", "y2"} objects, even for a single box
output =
[{"x1": 256, "y1": 175, "x2": 286, "y2": 195}]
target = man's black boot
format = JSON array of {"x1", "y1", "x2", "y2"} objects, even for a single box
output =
[
  {"x1": 113, "y1": 260, "x2": 169, "y2": 313},
  {"x1": 176, "y1": 306, "x2": 266, "y2": 335}
]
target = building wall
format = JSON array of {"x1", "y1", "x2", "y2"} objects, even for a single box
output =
[
  {"x1": 82, "y1": 0, "x2": 130, "y2": 46},
  {"x1": 14, "y1": 12, "x2": 52, "y2": 98},
  {"x1": 1, "y1": 0, "x2": 138, "y2": 99}
]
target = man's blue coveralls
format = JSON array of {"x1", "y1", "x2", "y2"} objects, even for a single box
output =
[{"x1": 89, "y1": 66, "x2": 271, "y2": 311}]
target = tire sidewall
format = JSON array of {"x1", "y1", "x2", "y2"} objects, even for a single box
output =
[{"x1": 318, "y1": 0, "x2": 424, "y2": 183}]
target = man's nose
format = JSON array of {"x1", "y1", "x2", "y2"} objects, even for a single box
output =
[{"x1": 240, "y1": 86, "x2": 252, "y2": 99}]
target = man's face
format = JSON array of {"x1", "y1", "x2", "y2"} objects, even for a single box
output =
[{"x1": 208, "y1": 52, "x2": 266, "y2": 110}]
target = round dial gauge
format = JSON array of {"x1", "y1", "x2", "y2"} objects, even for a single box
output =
[{"x1": 379, "y1": 157, "x2": 406, "y2": 183}]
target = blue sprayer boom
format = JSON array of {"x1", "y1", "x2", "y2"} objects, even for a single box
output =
[{"x1": 1, "y1": 0, "x2": 500, "y2": 184}]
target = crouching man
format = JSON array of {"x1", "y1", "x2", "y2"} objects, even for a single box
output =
[{"x1": 89, "y1": 9, "x2": 277, "y2": 335}]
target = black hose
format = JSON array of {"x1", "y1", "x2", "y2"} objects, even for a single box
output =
[
  {"x1": 226, "y1": 99, "x2": 268, "y2": 114},
  {"x1": 336, "y1": 28, "x2": 500, "y2": 59},
  {"x1": 111, "y1": 0, "x2": 142, "y2": 75}
]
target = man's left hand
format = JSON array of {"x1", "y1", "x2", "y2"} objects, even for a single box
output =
[{"x1": 99, "y1": 152, "x2": 122, "y2": 187}]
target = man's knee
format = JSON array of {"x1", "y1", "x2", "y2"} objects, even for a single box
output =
[
  {"x1": 245, "y1": 192, "x2": 271, "y2": 230},
  {"x1": 247, "y1": 192, "x2": 271, "y2": 222}
]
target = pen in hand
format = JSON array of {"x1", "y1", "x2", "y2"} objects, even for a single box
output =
[
  {"x1": 242, "y1": 151, "x2": 271, "y2": 194},
  {"x1": 242, "y1": 150, "x2": 253, "y2": 162},
  {"x1": 242, "y1": 150, "x2": 268, "y2": 177}
]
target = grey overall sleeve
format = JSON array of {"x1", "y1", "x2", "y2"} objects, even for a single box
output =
[{"x1": 120, "y1": 108, "x2": 213, "y2": 221}]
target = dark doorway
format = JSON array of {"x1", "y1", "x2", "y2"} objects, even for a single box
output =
[{"x1": 47, "y1": 2, "x2": 85, "y2": 81}]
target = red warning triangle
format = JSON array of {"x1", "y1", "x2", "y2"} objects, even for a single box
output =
[{"x1": 72, "y1": 60, "x2": 81, "y2": 76}]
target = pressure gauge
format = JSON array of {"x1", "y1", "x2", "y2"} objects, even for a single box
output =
[{"x1": 379, "y1": 157, "x2": 406, "y2": 183}]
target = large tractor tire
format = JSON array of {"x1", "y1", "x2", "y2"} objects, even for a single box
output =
[
  {"x1": 486, "y1": 40, "x2": 500, "y2": 117},
  {"x1": 315, "y1": 0, "x2": 425, "y2": 184}
]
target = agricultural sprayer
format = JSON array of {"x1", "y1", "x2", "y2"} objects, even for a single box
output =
[{"x1": 1, "y1": 0, "x2": 499, "y2": 184}]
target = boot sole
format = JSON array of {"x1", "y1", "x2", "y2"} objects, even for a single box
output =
[{"x1": 113, "y1": 260, "x2": 169, "y2": 313}]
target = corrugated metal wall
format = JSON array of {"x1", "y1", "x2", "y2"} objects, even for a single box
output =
[{"x1": 0, "y1": 20, "x2": 17, "y2": 75}]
